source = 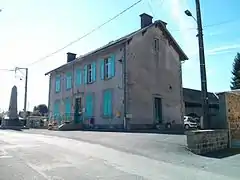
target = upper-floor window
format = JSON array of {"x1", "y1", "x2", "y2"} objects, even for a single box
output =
[
  {"x1": 75, "y1": 68, "x2": 82, "y2": 86},
  {"x1": 84, "y1": 62, "x2": 96, "y2": 84},
  {"x1": 100, "y1": 54, "x2": 115, "y2": 80},
  {"x1": 66, "y1": 72, "x2": 72, "y2": 90},
  {"x1": 55, "y1": 75, "x2": 61, "y2": 93},
  {"x1": 154, "y1": 38, "x2": 159, "y2": 51}
]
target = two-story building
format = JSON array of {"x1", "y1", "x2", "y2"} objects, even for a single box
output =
[{"x1": 45, "y1": 13, "x2": 188, "y2": 130}]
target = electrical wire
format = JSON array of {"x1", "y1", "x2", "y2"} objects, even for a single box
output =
[
  {"x1": 27, "y1": 0, "x2": 143, "y2": 67},
  {"x1": 23, "y1": 0, "x2": 238, "y2": 67},
  {"x1": 170, "y1": 18, "x2": 240, "y2": 32},
  {"x1": 0, "y1": 68, "x2": 14, "y2": 72}
]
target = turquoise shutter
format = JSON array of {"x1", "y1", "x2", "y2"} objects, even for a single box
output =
[
  {"x1": 55, "y1": 76, "x2": 60, "y2": 92},
  {"x1": 86, "y1": 94, "x2": 93, "y2": 117},
  {"x1": 58, "y1": 76, "x2": 61, "y2": 92},
  {"x1": 65, "y1": 98, "x2": 71, "y2": 120},
  {"x1": 103, "y1": 91, "x2": 108, "y2": 116},
  {"x1": 108, "y1": 90, "x2": 112, "y2": 116},
  {"x1": 110, "y1": 54, "x2": 115, "y2": 77},
  {"x1": 92, "y1": 62, "x2": 96, "y2": 82},
  {"x1": 69, "y1": 73, "x2": 72, "y2": 88},
  {"x1": 103, "y1": 90, "x2": 112, "y2": 116},
  {"x1": 76, "y1": 69, "x2": 81, "y2": 86},
  {"x1": 100, "y1": 59, "x2": 104, "y2": 80},
  {"x1": 53, "y1": 100, "x2": 60, "y2": 121},
  {"x1": 66, "y1": 72, "x2": 72, "y2": 89},
  {"x1": 84, "y1": 65, "x2": 87, "y2": 84}
]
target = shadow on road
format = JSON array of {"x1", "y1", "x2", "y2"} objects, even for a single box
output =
[
  {"x1": 200, "y1": 148, "x2": 240, "y2": 159},
  {"x1": 64, "y1": 129, "x2": 186, "y2": 135},
  {"x1": 0, "y1": 127, "x2": 23, "y2": 131}
]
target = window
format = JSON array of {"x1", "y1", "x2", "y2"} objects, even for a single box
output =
[
  {"x1": 66, "y1": 72, "x2": 72, "y2": 90},
  {"x1": 75, "y1": 69, "x2": 82, "y2": 86},
  {"x1": 65, "y1": 98, "x2": 71, "y2": 121},
  {"x1": 88, "y1": 64, "x2": 92, "y2": 83},
  {"x1": 85, "y1": 94, "x2": 93, "y2": 117},
  {"x1": 55, "y1": 75, "x2": 61, "y2": 93},
  {"x1": 84, "y1": 62, "x2": 96, "y2": 84},
  {"x1": 154, "y1": 38, "x2": 159, "y2": 51},
  {"x1": 103, "y1": 89, "x2": 112, "y2": 117},
  {"x1": 100, "y1": 54, "x2": 115, "y2": 80}
]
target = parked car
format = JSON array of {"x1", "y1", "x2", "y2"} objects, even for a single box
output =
[
  {"x1": 186, "y1": 113, "x2": 201, "y2": 128},
  {"x1": 184, "y1": 116, "x2": 198, "y2": 130}
]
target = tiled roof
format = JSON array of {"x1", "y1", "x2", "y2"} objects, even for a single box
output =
[{"x1": 45, "y1": 20, "x2": 188, "y2": 75}]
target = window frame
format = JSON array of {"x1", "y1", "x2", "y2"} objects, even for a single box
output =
[
  {"x1": 154, "y1": 38, "x2": 160, "y2": 52},
  {"x1": 66, "y1": 72, "x2": 72, "y2": 90},
  {"x1": 87, "y1": 64, "x2": 93, "y2": 83}
]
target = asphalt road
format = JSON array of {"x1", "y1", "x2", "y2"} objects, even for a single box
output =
[{"x1": 0, "y1": 130, "x2": 240, "y2": 180}]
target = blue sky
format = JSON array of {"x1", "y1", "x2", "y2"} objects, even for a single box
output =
[{"x1": 0, "y1": 0, "x2": 239, "y2": 111}]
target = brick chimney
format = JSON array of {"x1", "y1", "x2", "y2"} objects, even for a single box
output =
[
  {"x1": 140, "y1": 13, "x2": 153, "y2": 28},
  {"x1": 67, "y1": 52, "x2": 76, "y2": 63}
]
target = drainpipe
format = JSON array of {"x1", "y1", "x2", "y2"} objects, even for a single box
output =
[
  {"x1": 123, "y1": 42, "x2": 127, "y2": 129},
  {"x1": 72, "y1": 63, "x2": 75, "y2": 123}
]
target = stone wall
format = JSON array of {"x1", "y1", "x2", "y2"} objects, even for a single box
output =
[
  {"x1": 224, "y1": 92, "x2": 240, "y2": 148},
  {"x1": 186, "y1": 129, "x2": 228, "y2": 155}
]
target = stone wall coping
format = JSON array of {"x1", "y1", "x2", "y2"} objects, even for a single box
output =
[{"x1": 186, "y1": 129, "x2": 228, "y2": 135}]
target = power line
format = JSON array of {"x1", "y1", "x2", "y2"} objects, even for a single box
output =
[
  {"x1": 27, "y1": 0, "x2": 143, "y2": 67},
  {"x1": 147, "y1": 0, "x2": 165, "y2": 18},
  {"x1": 147, "y1": 0, "x2": 155, "y2": 17},
  {"x1": 0, "y1": 68, "x2": 14, "y2": 72},
  {"x1": 170, "y1": 18, "x2": 240, "y2": 32}
]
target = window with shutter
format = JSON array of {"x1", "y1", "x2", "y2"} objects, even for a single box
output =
[
  {"x1": 100, "y1": 54, "x2": 115, "y2": 80},
  {"x1": 66, "y1": 72, "x2": 72, "y2": 90},
  {"x1": 84, "y1": 62, "x2": 96, "y2": 84}
]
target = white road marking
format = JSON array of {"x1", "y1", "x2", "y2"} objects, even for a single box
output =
[{"x1": 0, "y1": 131, "x2": 238, "y2": 180}]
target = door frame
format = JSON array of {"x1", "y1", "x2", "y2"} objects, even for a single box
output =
[{"x1": 152, "y1": 94, "x2": 163, "y2": 124}]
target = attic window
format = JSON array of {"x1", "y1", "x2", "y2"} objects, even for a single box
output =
[{"x1": 154, "y1": 38, "x2": 159, "y2": 51}]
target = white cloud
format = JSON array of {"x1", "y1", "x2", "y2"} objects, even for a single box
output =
[{"x1": 206, "y1": 44, "x2": 240, "y2": 55}]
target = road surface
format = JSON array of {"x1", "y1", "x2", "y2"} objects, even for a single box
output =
[{"x1": 0, "y1": 130, "x2": 239, "y2": 180}]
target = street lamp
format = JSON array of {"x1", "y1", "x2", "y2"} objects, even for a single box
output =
[
  {"x1": 184, "y1": 10, "x2": 197, "y2": 22},
  {"x1": 185, "y1": 0, "x2": 209, "y2": 129}
]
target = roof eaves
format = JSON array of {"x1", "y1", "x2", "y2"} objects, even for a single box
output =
[
  {"x1": 44, "y1": 38, "x2": 128, "y2": 76},
  {"x1": 157, "y1": 21, "x2": 188, "y2": 61}
]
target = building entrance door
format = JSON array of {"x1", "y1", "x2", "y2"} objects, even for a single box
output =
[
  {"x1": 154, "y1": 97, "x2": 162, "y2": 123},
  {"x1": 74, "y1": 97, "x2": 82, "y2": 123}
]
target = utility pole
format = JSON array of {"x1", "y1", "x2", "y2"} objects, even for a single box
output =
[
  {"x1": 23, "y1": 68, "x2": 28, "y2": 119},
  {"x1": 195, "y1": 0, "x2": 209, "y2": 129},
  {"x1": 16, "y1": 67, "x2": 28, "y2": 120}
]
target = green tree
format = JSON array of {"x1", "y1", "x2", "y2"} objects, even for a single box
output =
[{"x1": 231, "y1": 53, "x2": 240, "y2": 90}]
